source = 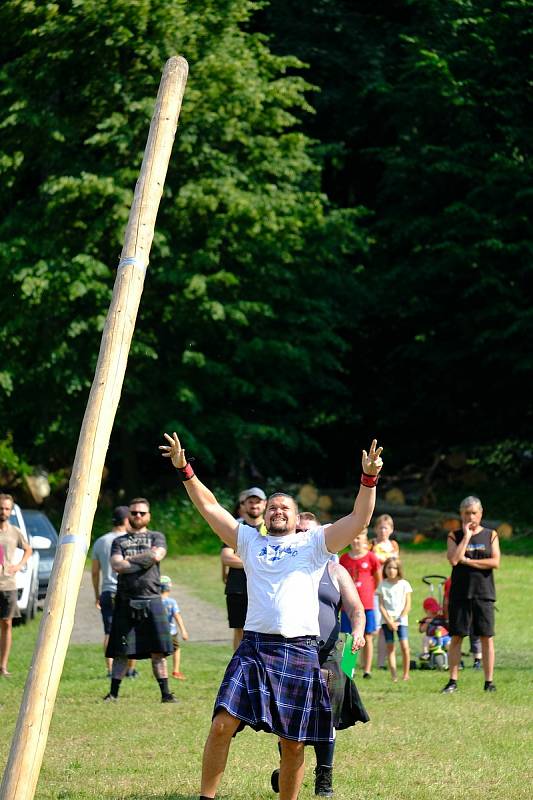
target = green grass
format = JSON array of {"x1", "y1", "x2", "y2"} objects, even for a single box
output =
[{"x1": 1, "y1": 551, "x2": 532, "y2": 799}]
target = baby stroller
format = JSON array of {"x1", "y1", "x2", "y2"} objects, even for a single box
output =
[{"x1": 417, "y1": 575, "x2": 451, "y2": 671}]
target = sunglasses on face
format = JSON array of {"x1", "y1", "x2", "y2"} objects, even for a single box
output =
[{"x1": 130, "y1": 510, "x2": 148, "y2": 517}]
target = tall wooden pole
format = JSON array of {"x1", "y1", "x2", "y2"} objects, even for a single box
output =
[{"x1": 0, "y1": 55, "x2": 188, "y2": 800}]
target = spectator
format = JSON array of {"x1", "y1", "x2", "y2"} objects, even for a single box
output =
[
  {"x1": 160, "y1": 575, "x2": 189, "y2": 680},
  {"x1": 339, "y1": 529, "x2": 381, "y2": 678},
  {"x1": 370, "y1": 514, "x2": 399, "y2": 669},
  {"x1": 91, "y1": 506, "x2": 137, "y2": 677},
  {"x1": 376, "y1": 557, "x2": 412, "y2": 682},
  {"x1": 103, "y1": 497, "x2": 176, "y2": 703},
  {"x1": 441, "y1": 496, "x2": 500, "y2": 694},
  {"x1": 220, "y1": 487, "x2": 266, "y2": 650},
  {"x1": 0, "y1": 494, "x2": 32, "y2": 677}
]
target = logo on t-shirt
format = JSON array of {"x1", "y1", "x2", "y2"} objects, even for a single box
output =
[{"x1": 258, "y1": 543, "x2": 298, "y2": 562}]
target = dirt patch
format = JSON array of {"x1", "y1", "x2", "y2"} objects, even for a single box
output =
[{"x1": 70, "y1": 569, "x2": 232, "y2": 646}]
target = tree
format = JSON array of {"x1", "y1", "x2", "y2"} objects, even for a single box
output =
[{"x1": 0, "y1": 0, "x2": 368, "y2": 489}]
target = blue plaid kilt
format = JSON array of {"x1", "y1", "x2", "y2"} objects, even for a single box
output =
[
  {"x1": 105, "y1": 595, "x2": 172, "y2": 659},
  {"x1": 213, "y1": 631, "x2": 333, "y2": 743}
]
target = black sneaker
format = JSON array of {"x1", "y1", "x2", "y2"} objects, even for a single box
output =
[
  {"x1": 362, "y1": 672, "x2": 371, "y2": 679},
  {"x1": 126, "y1": 669, "x2": 140, "y2": 679},
  {"x1": 161, "y1": 692, "x2": 178, "y2": 703},
  {"x1": 473, "y1": 659, "x2": 482, "y2": 670},
  {"x1": 314, "y1": 765, "x2": 333, "y2": 797},
  {"x1": 441, "y1": 681, "x2": 457, "y2": 694},
  {"x1": 484, "y1": 682, "x2": 497, "y2": 692},
  {"x1": 103, "y1": 693, "x2": 118, "y2": 703},
  {"x1": 270, "y1": 768, "x2": 280, "y2": 794}
]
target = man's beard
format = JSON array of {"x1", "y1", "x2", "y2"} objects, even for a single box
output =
[
  {"x1": 266, "y1": 519, "x2": 290, "y2": 536},
  {"x1": 247, "y1": 509, "x2": 263, "y2": 520},
  {"x1": 129, "y1": 518, "x2": 146, "y2": 531}
]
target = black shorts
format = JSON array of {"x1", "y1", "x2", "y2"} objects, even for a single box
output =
[
  {"x1": 448, "y1": 597, "x2": 495, "y2": 638},
  {"x1": 0, "y1": 590, "x2": 20, "y2": 620},
  {"x1": 226, "y1": 593, "x2": 247, "y2": 629},
  {"x1": 99, "y1": 591, "x2": 116, "y2": 635}
]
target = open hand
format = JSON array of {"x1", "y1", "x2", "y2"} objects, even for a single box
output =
[
  {"x1": 362, "y1": 439, "x2": 383, "y2": 476},
  {"x1": 159, "y1": 432, "x2": 187, "y2": 468}
]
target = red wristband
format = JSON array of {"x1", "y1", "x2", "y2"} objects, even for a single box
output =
[
  {"x1": 360, "y1": 472, "x2": 379, "y2": 488},
  {"x1": 177, "y1": 462, "x2": 195, "y2": 481}
]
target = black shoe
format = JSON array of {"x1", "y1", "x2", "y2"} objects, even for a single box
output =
[
  {"x1": 126, "y1": 669, "x2": 140, "y2": 678},
  {"x1": 362, "y1": 672, "x2": 371, "y2": 679},
  {"x1": 270, "y1": 768, "x2": 280, "y2": 793},
  {"x1": 484, "y1": 682, "x2": 496, "y2": 692},
  {"x1": 441, "y1": 680, "x2": 457, "y2": 694},
  {"x1": 314, "y1": 765, "x2": 333, "y2": 797},
  {"x1": 161, "y1": 692, "x2": 178, "y2": 703},
  {"x1": 103, "y1": 693, "x2": 118, "y2": 703},
  {"x1": 473, "y1": 659, "x2": 482, "y2": 670}
]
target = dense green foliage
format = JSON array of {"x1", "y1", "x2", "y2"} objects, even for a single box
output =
[
  {"x1": 1, "y1": 0, "x2": 532, "y2": 496},
  {"x1": 258, "y1": 0, "x2": 533, "y2": 468}
]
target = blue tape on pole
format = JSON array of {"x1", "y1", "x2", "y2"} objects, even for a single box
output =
[
  {"x1": 118, "y1": 256, "x2": 147, "y2": 273},
  {"x1": 60, "y1": 535, "x2": 88, "y2": 554}
]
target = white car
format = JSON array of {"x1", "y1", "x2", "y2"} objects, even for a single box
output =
[{"x1": 8, "y1": 504, "x2": 40, "y2": 623}]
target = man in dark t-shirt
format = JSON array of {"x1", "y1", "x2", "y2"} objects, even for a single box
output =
[
  {"x1": 221, "y1": 487, "x2": 266, "y2": 650},
  {"x1": 103, "y1": 497, "x2": 175, "y2": 703},
  {"x1": 441, "y1": 495, "x2": 500, "y2": 695}
]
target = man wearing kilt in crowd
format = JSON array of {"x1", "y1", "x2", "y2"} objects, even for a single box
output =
[
  {"x1": 161, "y1": 432, "x2": 383, "y2": 800},
  {"x1": 103, "y1": 497, "x2": 177, "y2": 703}
]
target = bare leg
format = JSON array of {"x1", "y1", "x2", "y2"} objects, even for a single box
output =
[
  {"x1": 386, "y1": 642, "x2": 397, "y2": 681},
  {"x1": 448, "y1": 635, "x2": 464, "y2": 680},
  {"x1": 103, "y1": 633, "x2": 112, "y2": 673},
  {"x1": 0, "y1": 619, "x2": 13, "y2": 672},
  {"x1": 173, "y1": 646, "x2": 180, "y2": 674},
  {"x1": 232, "y1": 628, "x2": 243, "y2": 651},
  {"x1": 377, "y1": 627, "x2": 387, "y2": 667},
  {"x1": 480, "y1": 636, "x2": 494, "y2": 681},
  {"x1": 400, "y1": 639, "x2": 410, "y2": 680},
  {"x1": 363, "y1": 632, "x2": 373, "y2": 674},
  {"x1": 279, "y1": 738, "x2": 305, "y2": 800},
  {"x1": 200, "y1": 710, "x2": 241, "y2": 797}
]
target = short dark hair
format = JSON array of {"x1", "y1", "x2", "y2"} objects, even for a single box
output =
[
  {"x1": 267, "y1": 492, "x2": 299, "y2": 513},
  {"x1": 0, "y1": 493, "x2": 15, "y2": 509},
  {"x1": 129, "y1": 497, "x2": 150, "y2": 510}
]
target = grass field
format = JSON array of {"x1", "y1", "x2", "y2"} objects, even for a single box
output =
[{"x1": 1, "y1": 550, "x2": 532, "y2": 799}]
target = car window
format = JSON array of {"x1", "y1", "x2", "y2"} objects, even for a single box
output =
[{"x1": 21, "y1": 512, "x2": 58, "y2": 546}]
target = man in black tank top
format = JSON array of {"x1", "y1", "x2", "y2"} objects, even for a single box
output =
[{"x1": 441, "y1": 496, "x2": 501, "y2": 694}]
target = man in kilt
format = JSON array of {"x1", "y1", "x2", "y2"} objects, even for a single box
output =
[
  {"x1": 103, "y1": 497, "x2": 176, "y2": 703},
  {"x1": 160, "y1": 433, "x2": 383, "y2": 800}
]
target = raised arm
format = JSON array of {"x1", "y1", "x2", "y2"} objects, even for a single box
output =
[
  {"x1": 160, "y1": 432, "x2": 239, "y2": 549},
  {"x1": 324, "y1": 439, "x2": 383, "y2": 554}
]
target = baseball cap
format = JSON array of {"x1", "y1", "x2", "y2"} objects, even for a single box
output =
[
  {"x1": 240, "y1": 487, "x2": 266, "y2": 501},
  {"x1": 112, "y1": 505, "x2": 130, "y2": 525},
  {"x1": 160, "y1": 575, "x2": 172, "y2": 590},
  {"x1": 423, "y1": 597, "x2": 441, "y2": 614}
]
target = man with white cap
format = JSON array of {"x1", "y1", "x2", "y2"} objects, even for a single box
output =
[{"x1": 221, "y1": 487, "x2": 266, "y2": 650}]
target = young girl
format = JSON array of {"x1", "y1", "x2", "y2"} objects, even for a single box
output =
[
  {"x1": 376, "y1": 558, "x2": 412, "y2": 682},
  {"x1": 370, "y1": 514, "x2": 400, "y2": 668}
]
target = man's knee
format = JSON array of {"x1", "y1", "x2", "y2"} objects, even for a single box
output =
[
  {"x1": 209, "y1": 711, "x2": 240, "y2": 741},
  {"x1": 280, "y1": 738, "x2": 304, "y2": 758}
]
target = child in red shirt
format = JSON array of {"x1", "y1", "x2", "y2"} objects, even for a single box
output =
[{"x1": 340, "y1": 529, "x2": 381, "y2": 678}]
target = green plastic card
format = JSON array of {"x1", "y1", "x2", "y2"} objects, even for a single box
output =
[{"x1": 341, "y1": 634, "x2": 359, "y2": 680}]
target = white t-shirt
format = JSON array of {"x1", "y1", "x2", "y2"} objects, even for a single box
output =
[
  {"x1": 237, "y1": 523, "x2": 333, "y2": 637},
  {"x1": 376, "y1": 578, "x2": 413, "y2": 625}
]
